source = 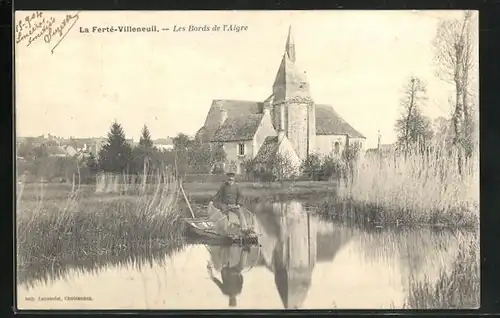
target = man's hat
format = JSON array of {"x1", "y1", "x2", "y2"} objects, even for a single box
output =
[{"x1": 226, "y1": 172, "x2": 236, "y2": 177}]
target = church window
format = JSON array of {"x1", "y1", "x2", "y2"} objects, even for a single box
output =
[
  {"x1": 238, "y1": 143, "x2": 245, "y2": 156},
  {"x1": 334, "y1": 142, "x2": 340, "y2": 155}
]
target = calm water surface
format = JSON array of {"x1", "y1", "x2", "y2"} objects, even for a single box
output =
[{"x1": 17, "y1": 200, "x2": 473, "y2": 310}]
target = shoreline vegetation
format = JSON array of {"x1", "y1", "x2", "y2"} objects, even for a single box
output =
[
  {"x1": 17, "y1": 151, "x2": 479, "y2": 231},
  {"x1": 16, "y1": 147, "x2": 479, "y2": 307},
  {"x1": 347, "y1": 148, "x2": 478, "y2": 229},
  {"x1": 405, "y1": 238, "x2": 480, "y2": 309},
  {"x1": 16, "y1": 169, "x2": 186, "y2": 288}
]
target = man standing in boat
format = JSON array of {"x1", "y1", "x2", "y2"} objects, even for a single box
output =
[{"x1": 208, "y1": 172, "x2": 251, "y2": 234}]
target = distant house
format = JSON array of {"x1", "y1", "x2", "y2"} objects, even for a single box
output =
[
  {"x1": 196, "y1": 26, "x2": 365, "y2": 175},
  {"x1": 65, "y1": 137, "x2": 107, "y2": 158},
  {"x1": 46, "y1": 145, "x2": 70, "y2": 157},
  {"x1": 63, "y1": 145, "x2": 77, "y2": 156},
  {"x1": 126, "y1": 138, "x2": 139, "y2": 148},
  {"x1": 154, "y1": 138, "x2": 174, "y2": 151}
]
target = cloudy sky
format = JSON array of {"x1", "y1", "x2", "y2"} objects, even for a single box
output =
[{"x1": 15, "y1": 10, "x2": 478, "y2": 148}]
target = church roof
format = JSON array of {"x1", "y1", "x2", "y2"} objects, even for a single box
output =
[
  {"x1": 315, "y1": 104, "x2": 365, "y2": 138},
  {"x1": 196, "y1": 99, "x2": 263, "y2": 142},
  {"x1": 197, "y1": 26, "x2": 365, "y2": 142},
  {"x1": 211, "y1": 114, "x2": 264, "y2": 142},
  {"x1": 253, "y1": 136, "x2": 279, "y2": 163},
  {"x1": 272, "y1": 26, "x2": 310, "y2": 103},
  {"x1": 198, "y1": 99, "x2": 365, "y2": 141},
  {"x1": 274, "y1": 267, "x2": 313, "y2": 309}
]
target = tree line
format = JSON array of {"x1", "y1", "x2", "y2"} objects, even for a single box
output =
[
  {"x1": 16, "y1": 122, "x2": 227, "y2": 183},
  {"x1": 16, "y1": 118, "x2": 361, "y2": 184},
  {"x1": 392, "y1": 11, "x2": 477, "y2": 172}
]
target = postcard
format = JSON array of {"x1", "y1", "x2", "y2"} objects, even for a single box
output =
[{"x1": 15, "y1": 10, "x2": 479, "y2": 310}]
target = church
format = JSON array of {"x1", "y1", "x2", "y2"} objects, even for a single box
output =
[{"x1": 196, "y1": 26, "x2": 365, "y2": 175}]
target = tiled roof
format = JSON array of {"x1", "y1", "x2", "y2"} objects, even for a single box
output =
[
  {"x1": 64, "y1": 145, "x2": 78, "y2": 156},
  {"x1": 273, "y1": 54, "x2": 310, "y2": 103},
  {"x1": 211, "y1": 114, "x2": 263, "y2": 142},
  {"x1": 197, "y1": 99, "x2": 264, "y2": 142},
  {"x1": 198, "y1": 99, "x2": 365, "y2": 141},
  {"x1": 315, "y1": 104, "x2": 365, "y2": 138},
  {"x1": 253, "y1": 136, "x2": 279, "y2": 163},
  {"x1": 46, "y1": 145, "x2": 68, "y2": 156}
]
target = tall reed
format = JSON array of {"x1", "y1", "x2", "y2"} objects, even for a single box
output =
[
  {"x1": 404, "y1": 238, "x2": 480, "y2": 309},
  {"x1": 17, "y1": 164, "x2": 184, "y2": 288},
  {"x1": 338, "y1": 143, "x2": 479, "y2": 227}
]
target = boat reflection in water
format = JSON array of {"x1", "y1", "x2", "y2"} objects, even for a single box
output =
[
  {"x1": 253, "y1": 200, "x2": 351, "y2": 309},
  {"x1": 16, "y1": 200, "x2": 353, "y2": 310},
  {"x1": 206, "y1": 244, "x2": 260, "y2": 308}
]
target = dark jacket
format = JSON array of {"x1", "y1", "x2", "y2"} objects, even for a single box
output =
[{"x1": 213, "y1": 182, "x2": 242, "y2": 205}]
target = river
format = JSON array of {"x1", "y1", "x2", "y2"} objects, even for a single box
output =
[{"x1": 17, "y1": 199, "x2": 475, "y2": 310}]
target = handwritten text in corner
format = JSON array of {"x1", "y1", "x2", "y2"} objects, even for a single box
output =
[{"x1": 15, "y1": 11, "x2": 81, "y2": 54}]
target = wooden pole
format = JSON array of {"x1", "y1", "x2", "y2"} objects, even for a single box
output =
[{"x1": 179, "y1": 179, "x2": 196, "y2": 219}]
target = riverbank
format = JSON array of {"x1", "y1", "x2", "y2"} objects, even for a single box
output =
[
  {"x1": 17, "y1": 174, "x2": 478, "y2": 230},
  {"x1": 18, "y1": 180, "x2": 338, "y2": 200},
  {"x1": 183, "y1": 180, "x2": 338, "y2": 203},
  {"x1": 337, "y1": 149, "x2": 479, "y2": 230},
  {"x1": 16, "y1": 178, "x2": 186, "y2": 287},
  {"x1": 405, "y1": 238, "x2": 479, "y2": 309}
]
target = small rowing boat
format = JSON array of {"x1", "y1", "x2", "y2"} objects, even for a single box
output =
[
  {"x1": 182, "y1": 217, "x2": 259, "y2": 245},
  {"x1": 179, "y1": 180, "x2": 259, "y2": 245}
]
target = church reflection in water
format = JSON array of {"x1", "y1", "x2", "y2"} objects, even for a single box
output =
[{"x1": 252, "y1": 200, "x2": 351, "y2": 309}]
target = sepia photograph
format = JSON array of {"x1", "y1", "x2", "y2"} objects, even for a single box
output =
[{"x1": 15, "y1": 10, "x2": 479, "y2": 310}]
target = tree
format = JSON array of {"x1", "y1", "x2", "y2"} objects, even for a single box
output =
[
  {"x1": 17, "y1": 140, "x2": 36, "y2": 159},
  {"x1": 300, "y1": 154, "x2": 322, "y2": 180},
  {"x1": 85, "y1": 152, "x2": 99, "y2": 175},
  {"x1": 433, "y1": 117, "x2": 454, "y2": 149},
  {"x1": 172, "y1": 133, "x2": 192, "y2": 152},
  {"x1": 139, "y1": 124, "x2": 154, "y2": 149},
  {"x1": 394, "y1": 77, "x2": 433, "y2": 157},
  {"x1": 171, "y1": 133, "x2": 193, "y2": 176},
  {"x1": 187, "y1": 140, "x2": 211, "y2": 173},
  {"x1": 98, "y1": 121, "x2": 133, "y2": 173},
  {"x1": 33, "y1": 144, "x2": 49, "y2": 159},
  {"x1": 241, "y1": 157, "x2": 258, "y2": 179},
  {"x1": 433, "y1": 11, "x2": 478, "y2": 166},
  {"x1": 211, "y1": 143, "x2": 227, "y2": 171},
  {"x1": 131, "y1": 125, "x2": 157, "y2": 175},
  {"x1": 270, "y1": 152, "x2": 296, "y2": 185},
  {"x1": 188, "y1": 140, "x2": 226, "y2": 174}
]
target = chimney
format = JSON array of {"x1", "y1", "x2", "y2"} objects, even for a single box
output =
[{"x1": 220, "y1": 108, "x2": 228, "y2": 125}]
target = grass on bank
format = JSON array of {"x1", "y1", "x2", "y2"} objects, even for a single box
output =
[
  {"x1": 16, "y1": 168, "x2": 186, "y2": 287},
  {"x1": 404, "y1": 238, "x2": 480, "y2": 309},
  {"x1": 337, "y1": 145, "x2": 479, "y2": 228}
]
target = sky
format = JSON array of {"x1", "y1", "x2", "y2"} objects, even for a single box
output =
[{"x1": 15, "y1": 10, "x2": 478, "y2": 149}]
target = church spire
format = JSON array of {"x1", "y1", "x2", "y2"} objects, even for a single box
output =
[
  {"x1": 272, "y1": 25, "x2": 310, "y2": 103},
  {"x1": 285, "y1": 25, "x2": 296, "y2": 62}
]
